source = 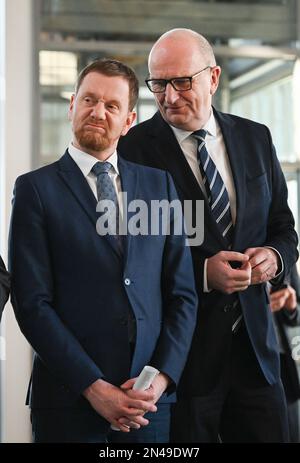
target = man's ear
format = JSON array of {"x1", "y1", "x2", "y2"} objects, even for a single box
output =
[
  {"x1": 68, "y1": 94, "x2": 75, "y2": 121},
  {"x1": 210, "y1": 66, "x2": 221, "y2": 96},
  {"x1": 121, "y1": 111, "x2": 137, "y2": 136}
]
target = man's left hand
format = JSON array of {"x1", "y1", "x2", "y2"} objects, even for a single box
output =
[{"x1": 244, "y1": 247, "x2": 279, "y2": 285}]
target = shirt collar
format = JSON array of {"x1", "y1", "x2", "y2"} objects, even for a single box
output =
[
  {"x1": 170, "y1": 109, "x2": 217, "y2": 143},
  {"x1": 68, "y1": 142, "x2": 119, "y2": 176}
]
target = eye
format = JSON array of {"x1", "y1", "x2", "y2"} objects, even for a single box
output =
[
  {"x1": 149, "y1": 80, "x2": 166, "y2": 92},
  {"x1": 107, "y1": 103, "x2": 119, "y2": 112},
  {"x1": 172, "y1": 78, "x2": 190, "y2": 90},
  {"x1": 83, "y1": 96, "x2": 95, "y2": 105}
]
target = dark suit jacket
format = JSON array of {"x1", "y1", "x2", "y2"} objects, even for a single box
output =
[
  {"x1": 118, "y1": 109, "x2": 299, "y2": 397},
  {"x1": 0, "y1": 255, "x2": 10, "y2": 319},
  {"x1": 9, "y1": 152, "x2": 197, "y2": 411}
]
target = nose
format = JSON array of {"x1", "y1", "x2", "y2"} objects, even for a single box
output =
[
  {"x1": 164, "y1": 82, "x2": 180, "y2": 104},
  {"x1": 91, "y1": 100, "x2": 106, "y2": 120}
]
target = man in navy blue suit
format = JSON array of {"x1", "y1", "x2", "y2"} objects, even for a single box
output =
[
  {"x1": 118, "y1": 29, "x2": 299, "y2": 442},
  {"x1": 9, "y1": 59, "x2": 198, "y2": 443},
  {"x1": 0, "y1": 255, "x2": 9, "y2": 319}
]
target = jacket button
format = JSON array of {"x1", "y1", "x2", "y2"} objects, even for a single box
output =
[
  {"x1": 223, "y1": 305, "x2": 231, "y2": 313},
  {"x1": 124, "y1": 278, "x2": 131, "y2": 286}
]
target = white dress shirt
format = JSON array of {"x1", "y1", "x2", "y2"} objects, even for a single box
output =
[
  {"x1": 68, "y1": 142, "x2": 123, "y2": 217},
  {"x1": 171, "y1": 111, "x2": 237, "y2": 225}
]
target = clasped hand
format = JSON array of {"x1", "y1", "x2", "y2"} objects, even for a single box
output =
[
  {"x1": 115, "y1": 373, "x2": 170, "y2": 430},
  {"x1": 83, "y1": 378, "x2": 157, "y2": 433},
  {"x1": 207, "y1": 247, "x2": 279, "y2": 294}
]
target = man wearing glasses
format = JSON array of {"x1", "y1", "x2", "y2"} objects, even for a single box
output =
[{"x1": 119, "y1": 28, "x2": 298, "y2": 442}]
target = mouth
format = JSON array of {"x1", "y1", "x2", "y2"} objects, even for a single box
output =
[
  {"x1": 85, "y1": 124, "x2": 106, "y2": 132},
  {"x1": 165, "y1": 105, "x2": 185, "y2": 112}
]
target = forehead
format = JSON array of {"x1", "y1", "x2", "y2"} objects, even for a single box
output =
[
  {"x1": 149, "y1": 41, "x2": 205, "y2": 78},
  {"x1": 78, "y1": 71, "x2": 130, "y2": 101}
]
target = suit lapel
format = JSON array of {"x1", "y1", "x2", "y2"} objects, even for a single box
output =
[
  {"x1": 148, "y1": 113, "x2": 202, "y2": 201},
  {"x1": 147, "y1": 113, "x2": 225, "y2": 247},
  {"x1": 57, "y1": 151, "x2": 123, "y2": 260},
  {"x1": 214, "y1": 109, "x2": 246, "y2": 248},
  {"x1": 118, "y1": 156, "x2": 138, "y2": 265}
]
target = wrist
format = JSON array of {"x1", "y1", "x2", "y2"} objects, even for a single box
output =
[
  {"x1": 83, "y1": 378, "x2": 105, "y2": 400},
  {"x1": 156, "y1": 372, "x2": 171, "y2": 391}
]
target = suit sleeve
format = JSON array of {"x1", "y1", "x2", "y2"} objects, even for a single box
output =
[
  {"x1": 149, "y1": 172, "x2": 198, "y2": 388},
  {"x1": 264, "y1": 127, "x2": 299, "y2": 283},
  {"x1": 9, "y1": 175, "x2": 104, "y2": 396},
  {"x1": 0, "y1": 255, "x2": 10, "y2": 319}
]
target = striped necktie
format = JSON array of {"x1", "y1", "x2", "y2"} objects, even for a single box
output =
[
  {"x1": 193, "y1": 130, "x2": 242, "y2": 333},
  {"x1": 91, "y1": 161, "x2": 120, "y2": 238},
  {"x1": 193, "y1": 129, "x2": 233, "y2": 248}
]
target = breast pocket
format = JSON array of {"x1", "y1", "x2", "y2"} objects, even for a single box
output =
[
  {"x1": 246, "y1": 172, "x2": 271, "y2": 204},
  {"x1": 246, "y1": 172, "x2": 269, "y2": 191},
  {"x1": 241, "y1": 172, "x2": 271, "y2": 243}
]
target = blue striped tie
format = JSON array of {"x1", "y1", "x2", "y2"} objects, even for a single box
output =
[
  {"x1": 193, "y1": 129, "x2": 233, "y2": 248},
  {"x1": 92, "y1": 161, "x2": 120, "y2": 237},
  {"x1": 193, "y1": 130, "x2": 242, "y2": 333}
]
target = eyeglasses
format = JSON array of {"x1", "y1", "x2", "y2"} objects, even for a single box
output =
[{"x1": 145, "y1": 66, "x2": 212, "y2": 93}]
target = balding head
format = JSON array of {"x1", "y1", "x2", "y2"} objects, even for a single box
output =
[
  {"x1": 149, "y1": 28, "x2": 216, "y2": 75},
  {"x1": 147, "y1": 28, "x2": 221, "y2": 131}
]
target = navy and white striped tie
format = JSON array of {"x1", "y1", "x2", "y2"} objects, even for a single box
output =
[
  {"x1": 193, "y1": 129, "x2": 233, "y2": 248},
  {"x1": 194, "y1": 130, "x2": 242, "y2": 333}
]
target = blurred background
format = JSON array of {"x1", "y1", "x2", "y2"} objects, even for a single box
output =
[{"x1": 0, "y1": 0, "x2": 299, "y2": 442}]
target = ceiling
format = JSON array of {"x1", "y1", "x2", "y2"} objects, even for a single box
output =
[
  {"x1": 38, "y1": 0, "x2": 300, "y2": 90},
  {"x1": 40, "y1": 0, "x2": 299, "y2": 44}
]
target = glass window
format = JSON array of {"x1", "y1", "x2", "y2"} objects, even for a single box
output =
[
  {"x1": 231, "y1": 76, "x2": 296, "y2": 162},
  {"x1": 285, "y1": 171, "x2": 300, "y2": 237},
  {"x1": 40, "y1": 51, "x2": 77, "y2": 165},
  {"x1": 40, "y1": 51, "x2": 77, "y2": 87},
  {"x1": 41, "y1": 100, "x2": 71, "y2": 161},
  {"x1": 137, "y1": 86, "x2": 156, "y2": 123},
  {"x1": 231, "y1": 66, "x2": 300, "y2": 243}
]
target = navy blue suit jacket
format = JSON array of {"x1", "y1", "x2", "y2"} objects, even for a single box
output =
[
  {"x1": 9, "y1": 152, "x2": 197, "y2": 409},
  {"x1": 118, "y1": 109, "x2": 299, "y2": 396}
]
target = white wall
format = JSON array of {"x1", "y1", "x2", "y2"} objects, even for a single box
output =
[{"x1": 1, "y1": 0, "x2": 38, "y2": 443}]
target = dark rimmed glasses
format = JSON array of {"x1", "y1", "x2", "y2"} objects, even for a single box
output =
[{"x1": 145, "y1": 66, "x2": 212, "y2": 93}]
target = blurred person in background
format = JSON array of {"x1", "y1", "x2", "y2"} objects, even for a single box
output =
[{"x1": 270, "y1": 265, "x2": 300, "y2": 443}]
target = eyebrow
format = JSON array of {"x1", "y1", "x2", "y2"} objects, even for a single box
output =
[
  {"x1": 82, "y1": 93, "x2": 122, "y2": 106},
  {"x1": 149, "y1": 75, "x2": 192, "y2": 81},
  {"x1": 81, "y1": 92, "x2": 97, "y2": 98}
]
